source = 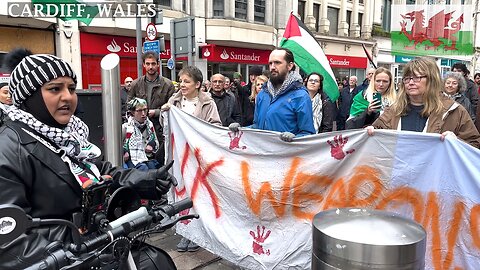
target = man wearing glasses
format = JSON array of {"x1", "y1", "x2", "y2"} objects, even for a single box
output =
[
  {"x1": 229, "y1": 48, "x2": 315, "y2": 141},
  {"x1": 210, "y1": 73, "x2": 241, "y2": 127}
]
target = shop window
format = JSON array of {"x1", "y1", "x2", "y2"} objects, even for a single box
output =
[
  {"x1": 182, "y1": 0, "x2": 186, "y2": 12},
  {"x1": 155, "y1": 0, "x2": 171, "y2": 7},
  {"x1": 0, "y1": 53, "x2": 5, "y2": 69},
  {"x1": 213, "y1": 0, "x2": 224, "y2": 17},
  {"x1": 327, "y1": 7, "x2": 339, "y2": 35},
  {"x1": 298, "y1": 1, "x2": 305, "y2": 22},
  {"x1": 235, "y1": 0, "x2": 247, "y2": 20},
  {"x1": 314, "y1": 3, "x2": 320, "y2": 32},
  {"x1": 406, "y1": 0, "x2": 415, "y2": 4},
  {"x1": 347, "y1": 10, "x2": 351, "y2": 30},
  {"x1": 254, "y1": 0, "x2": 265, "y2": 23},
  {"x1": 381, "y1": 0, "x2": 391, "y2": 32},
  {"x1": 358, "y1": 13, "x2": 363, "y2": 35}
]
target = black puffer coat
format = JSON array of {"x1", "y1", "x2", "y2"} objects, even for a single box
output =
[{"x1": 0, "y1": 121, "x2": 163, "y2": 269}]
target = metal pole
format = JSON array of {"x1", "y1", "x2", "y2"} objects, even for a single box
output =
[
  {"x1": 101, "y1": 53, "x2": 122, "y2": 167},
  {"x1": 171, "y1": 19, "x2": 176, "y2": 80},
  {"x1": 136, "y1": 0, "x2": 143, "y2": 78}
]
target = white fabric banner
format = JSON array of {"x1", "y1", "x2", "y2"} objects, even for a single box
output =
[{"x1": 164, "y1": 106, "x2": 480, "y2": 270}]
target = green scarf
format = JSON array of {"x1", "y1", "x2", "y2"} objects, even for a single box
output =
[{"x1": 349, "y1": 91, "x2": 370, "y2": 117}]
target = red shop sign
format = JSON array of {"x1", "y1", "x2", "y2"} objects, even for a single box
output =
[
  {"x1": 326, "y1": 55, "x2": 367, "y2": 69},
  {"x1": 201, "y1": 45, "x2": 270, "y2": 64},
  {"x1": 80, "y1": 32, "x2": 171, "y2": 59}
]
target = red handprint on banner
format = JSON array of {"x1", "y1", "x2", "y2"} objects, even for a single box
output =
[
  {"x1": 249, "y1": 225, "x2": 271, "y2": 255},
  {"x1": 327, "y1": 134, "x2": 355, "y2": 160},
  {"x1": 228, "y1": 131, "x2": 247, "y2": 150}
]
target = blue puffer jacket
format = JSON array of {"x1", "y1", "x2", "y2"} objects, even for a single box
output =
[{"x1": 251, "y1": 80, "x2": 315, "y2": 137}]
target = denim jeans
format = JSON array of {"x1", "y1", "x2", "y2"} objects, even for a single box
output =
[{"x1": 124, "y1": 159, "x2": 160, "y2": 171}]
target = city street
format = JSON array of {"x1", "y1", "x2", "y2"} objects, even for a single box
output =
[{"x1": 147, "y1": 228, "x2": 240, "y2": 270}]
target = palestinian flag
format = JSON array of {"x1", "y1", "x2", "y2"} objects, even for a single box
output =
[
  {"x1": 391, "y1": 5, "x2": 473, "y2": 56},
  {"x1": 280, "y1": 13, "x2": 338, "y2": 102},
  {"x1": 31, "y1": 0, "x2": 99, "y2": 26}
]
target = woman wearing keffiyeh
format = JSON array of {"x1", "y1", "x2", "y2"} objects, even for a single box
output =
[
  {"x1": 0, "y1": 49, "x2": 176, "y2": 269},
  {"x1": 122, "y1": 98, "x2": 160, "y2": 170}
]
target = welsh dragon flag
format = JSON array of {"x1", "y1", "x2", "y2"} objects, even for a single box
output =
[
  {"x1": 391, "y1": 5, "x2": 473, "y2": 56},
  {"x1": 280, "y1": 13, "x2": 338, "y2": 102}
]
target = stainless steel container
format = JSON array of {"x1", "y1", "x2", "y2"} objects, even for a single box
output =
[{"x1": 312, "y1": 208, "x2": 426, "y2": 270}]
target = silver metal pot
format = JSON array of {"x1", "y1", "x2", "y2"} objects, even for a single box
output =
[{"x1": 312, "y1": 208, "x2": 426, "y2": 270}]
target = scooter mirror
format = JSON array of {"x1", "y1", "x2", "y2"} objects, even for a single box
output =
[{"x1": 0, "y1": 204, "x2": 31, "y2": 245}]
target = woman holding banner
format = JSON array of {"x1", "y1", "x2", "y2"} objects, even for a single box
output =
[
  {"x1": 346, "y1": 67, "x2": 397, "y2": 129},
  {"x1": 162, "y1": 65, "x2": 221, "y2": 252},
  {"x1": 367, "y1": 57, "x2": 480, "y2": 148}
]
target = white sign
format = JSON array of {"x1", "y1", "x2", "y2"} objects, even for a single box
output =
[
  {"x1": 146, "y1": 23, "x2": 157, "y2": 41},
  {"x1": 165, "y1": 106, "x2": 480, "y2": 270}
]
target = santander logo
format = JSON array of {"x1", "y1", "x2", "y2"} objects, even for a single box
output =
[
  {"x1": 203, "y1": 48, "x2": 211, "y2": 58},
  {"x1": 220, "y1": 49, "x2": 229, "y2": 60},
  {"x1": 107, "y1": 39, "x2": 121, "y2": 53}
]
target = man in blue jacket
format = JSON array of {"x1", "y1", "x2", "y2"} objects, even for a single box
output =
[{"x1": 229, "y1": 48, "x2": 315, "y2": 141}]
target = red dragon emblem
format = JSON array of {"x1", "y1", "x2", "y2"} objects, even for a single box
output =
[{"x1": 399, "y1": 9, "x2": 464, "y2": 50}]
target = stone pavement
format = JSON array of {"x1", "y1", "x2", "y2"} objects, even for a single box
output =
[{"x1": 147, "y1": 228, "x2": 241, "y2": 270}]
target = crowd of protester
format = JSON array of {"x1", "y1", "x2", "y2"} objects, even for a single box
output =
[{"x1": 0, "y1": 47, "x2": 479, "y2": 267}]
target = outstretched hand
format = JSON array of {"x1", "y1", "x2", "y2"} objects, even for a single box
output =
[{"x1": 155, "y1": 160, "x2": 177, "y2": 195}]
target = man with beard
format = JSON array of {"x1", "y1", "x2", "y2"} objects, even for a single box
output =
[
  {"x1": 229, "y1": 48, "x2": 315, "y2": 141},
  {"x1": 128, "y1": 51, "x2": 174, "y2": 166}
]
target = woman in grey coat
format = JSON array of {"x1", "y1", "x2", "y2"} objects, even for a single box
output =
[{"x1": 443, "y1": 71, "x2": 476, "y2": 122}]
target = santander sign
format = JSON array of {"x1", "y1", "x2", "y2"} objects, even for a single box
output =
[{"x1": 202, "y1": 46, "x2": 269, "y2": 64}]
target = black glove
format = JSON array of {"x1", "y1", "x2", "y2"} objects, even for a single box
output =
[{"x1": 154, "y1": 160, "x2": 177, "y2": 195}]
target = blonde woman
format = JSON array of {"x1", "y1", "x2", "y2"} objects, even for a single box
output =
[
  {"x1": 243, "y1": 75, "x2": 268, "y2": 126},
  {"x1": 368, "y1": 57, "x2": 480, "y2": 148},
  {"x1": 346, "y1": 67, "x2": 397, "y2": 129}
]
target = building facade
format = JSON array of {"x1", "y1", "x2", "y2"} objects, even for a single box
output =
[{"x1": 0, "y1": 0, "x2": 381, "y2": 89}]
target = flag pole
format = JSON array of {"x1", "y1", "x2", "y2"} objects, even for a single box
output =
[{"x1": 362, "y1": 43, "x2": 377, "y2": 69}]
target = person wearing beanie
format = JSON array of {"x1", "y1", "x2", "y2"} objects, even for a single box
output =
[
  {"x1": 122, "y1": 97, "x2": 160, "y2": 171},
  {"x1": 0, "y1": 51, "x2": 177, "y2": 269}
]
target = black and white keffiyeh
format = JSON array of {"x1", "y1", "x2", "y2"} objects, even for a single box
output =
[{"x1": 7, "y1": 106, "x2": 100, "y2": 160}]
